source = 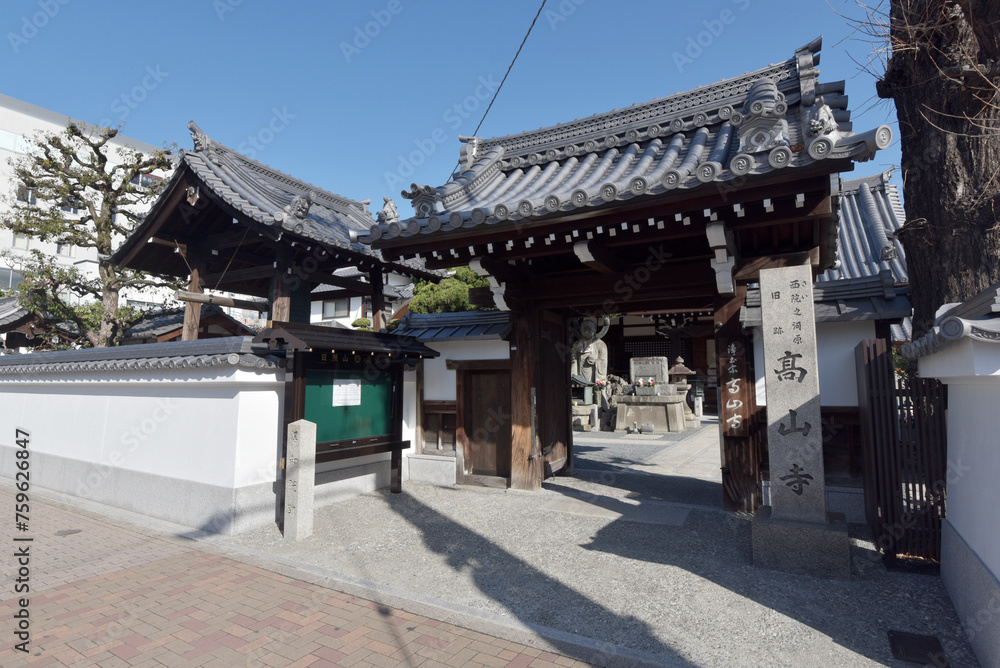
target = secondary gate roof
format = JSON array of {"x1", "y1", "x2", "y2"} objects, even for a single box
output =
[{"x1": 113, "y1": 123, "x2": 441, "y2": 298}]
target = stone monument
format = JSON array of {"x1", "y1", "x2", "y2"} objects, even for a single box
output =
[
  {"x1": 751, "y1": 265, "x2": 849, "y2": 578},
  {"x1": 613, "y1": 356, "x2": 687, "y2": 433}
]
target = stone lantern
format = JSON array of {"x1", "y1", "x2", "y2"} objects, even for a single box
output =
[{"x1": 668, "y1": 357, "x2": 700, "y2": 429}]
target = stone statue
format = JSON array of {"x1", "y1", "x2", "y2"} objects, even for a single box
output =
[
  {"x1": 377, "y1": 196, "x2": 399, "y2": 224},
  {"x1": 571, "y1": 317, "x2": 610, "y2": 395}
]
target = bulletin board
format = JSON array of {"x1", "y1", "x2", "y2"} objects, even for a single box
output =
[{"x1": 303, "y1": 368, "x2": 394, "y2": 444}]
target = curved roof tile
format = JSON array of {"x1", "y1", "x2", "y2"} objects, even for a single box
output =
[{"x1": 358, "y1": 37, "x2": 893, "y2": 246}]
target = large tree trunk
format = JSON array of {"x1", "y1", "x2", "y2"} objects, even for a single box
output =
[
  {"x1": 877, "y1": 0, "x2": 1000, "y2": 337},
  {"x1": 96, "y1": 262, "x2": 120, "y2": 348}
]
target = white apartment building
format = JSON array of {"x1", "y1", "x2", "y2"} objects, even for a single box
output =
[{"x1": 0, "y1": 92, "x2": 173, "y2": 311}]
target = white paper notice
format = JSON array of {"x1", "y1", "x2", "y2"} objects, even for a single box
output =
[{"x1": 332, "y1": 379, "x2": 362, "y2": 407}]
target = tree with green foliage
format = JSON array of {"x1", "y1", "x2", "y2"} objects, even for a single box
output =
[
  {"x1": 1, "y1": 123, "x2": 176, "y2": 348},
  {"x1": 407, "y1": 266, "x2": 491, "y2": 314}
]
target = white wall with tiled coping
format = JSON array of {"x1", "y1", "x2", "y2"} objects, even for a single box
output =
[{"x1": 0, "y1": 360, "x2": 417, "y2": 535}]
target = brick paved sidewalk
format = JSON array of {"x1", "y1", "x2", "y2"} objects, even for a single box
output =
[{"x1": 0, "y1": 486, "x2": 595, "y2": 668}]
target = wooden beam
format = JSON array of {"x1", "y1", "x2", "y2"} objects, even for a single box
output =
[
  {"x1": 375, "y1": 172, "x2": 835, "y2": 258},
  {"x1": 733, "y1": 247, "x2": 820, "y2": 282},
  {"x1": 272, "y1": 268, "x2": 291, "y2": 322},
  {"x1": 200, "y1": 264, "x2": 278, "y2": 286},
  {"x1": 573, "y1": 240, "x2": 627, "y2": 275},
  {"x1": 369, "y1": 270, "x2": 386, "y2": 333},
  {"x1": 181, "y1": 260, "x2": 204, "y2": 341},
  {"x1": 175, "y1": 290, "x2": 268, "y2": 312},
  {"x1": 445, "y1": 359, "x2": 513, "y2": 371}
]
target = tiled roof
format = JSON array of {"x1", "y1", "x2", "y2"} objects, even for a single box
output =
[
  {"x1": 0, "y1": 297, "x2": 30, "y2": 330},
  {"x1": 122, "y1": 305, "x2": 255, "y2": 341},
  {"x1": 902, "y1": 280, "x2": 1000, "y2": 359},
  {"x1": 0, "y1": 336, "x2": 280, "y2": 376},
  {"x1": 355, "y1": 37, "x2": 891, "y2": 246},
  {"x1": 393, "y1": 310, "x2": 511, "y2": 341},
  {"x1": 179, "y1": 121, "x2": 378, "y2": 254},
  {"x1": 822, "y1": 170, "x2": 907, "y2": 284},
  {"x1": 113, "y1": 124, "x2": 442, "y2": 281}
]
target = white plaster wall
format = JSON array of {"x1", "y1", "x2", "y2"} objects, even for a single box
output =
[
  {"x1": 752, "y1": 320, "x2": 874, "y2": 407},
  {"x1": 0, "y1": 366, "x2": 284, "y2": 490},
  {"x1": 942, "y1": 378, "x2": 1000, "y2": 581},
  {"x1": 423, "y1": 340, "x2": 510, "y2": 401},
  {"x1": 816, "y1": 320, "x2": 874, "y2": 407},
  {"x1": 233, "y1": 386, "x2": 285, "y2": 487},
  {"x1": 920, "y1": 339, "x2": 1000, "y2": 585}
]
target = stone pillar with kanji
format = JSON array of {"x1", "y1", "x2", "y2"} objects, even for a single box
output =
[{"x1": 751, "y1": 264, "x2": 849, "y2": 578}]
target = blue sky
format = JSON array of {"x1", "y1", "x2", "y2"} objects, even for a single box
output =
[{"x1": 2, "y1": 0, "x2": 899, "y2": 214}]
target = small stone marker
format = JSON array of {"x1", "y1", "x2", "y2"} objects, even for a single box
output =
[
  {"x1": 759, "y1": 264, "x2": 826, "y2": 524},
  {"x1": 285, "y1": 419, "x2": 316, "y2": 541}
]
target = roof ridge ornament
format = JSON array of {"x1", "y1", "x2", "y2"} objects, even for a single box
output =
[
  {"x1": 187, "y1": 120, "x2": 218, "y2": 161},
  {"x1": 376, "y1": 196, "x2": 399, "y2": 225},
  {"x1": 732, "y1": 78, "x2": 790, "y2": 164},
  {"x1": 458, "y1": 135, "x2": 481, "y2": 172},
  {"x1": 274, "y1": 191, "x2": 316, "y2": 231}
]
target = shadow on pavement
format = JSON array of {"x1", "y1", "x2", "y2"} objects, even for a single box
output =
[
  {"x1": 383, "y1": 490, "x2": 697, "y2": 668},
  {"x1": 540, "y1": 479, "x2": 977, "y2": 667}
]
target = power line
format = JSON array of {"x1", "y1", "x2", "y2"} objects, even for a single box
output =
[{"x1": 471, "y1": 0, "x2": 548, "y2": 139}]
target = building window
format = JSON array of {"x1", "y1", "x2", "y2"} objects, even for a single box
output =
[
  {"x1": 59, "y1": 199, "x2": 83, "y2": 215},
  {"x1": 15, "y1": 187, "x2": 36, "y2": 205},
  {"x1": 322, "y1": 298, "x2": 350, "y2": 319},
  {"x1": 130, "y1": 173, "x2": 163, "y2": 190},
  {"x1": 55, "y1": 243, "x2": 74, "y2": 257},
  {"x1": 422, "y1": 404, "x2": 457, "y2": 456},
  {"x1": 12, "y1": 233, "x2": 29, "y2": 250},
  {"x1": 0, "y1": 267, "x2": 22, "y2": 290}
]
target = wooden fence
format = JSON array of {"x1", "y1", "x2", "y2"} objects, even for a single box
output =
[{"x1": 855, "y1": 339, "x2": 948, "y2": 563}]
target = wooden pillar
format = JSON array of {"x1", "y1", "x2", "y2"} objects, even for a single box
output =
[
  {"x1": 181, "y1": 259, "x2": 204, "y2": 341},
  {"x1": 715, "y1": 284, "x2": 760, "y2": 512},
  {"x1": 272, "y1": 268, "x2": 291, "y2": 322},
  {"x1": 510, "y1": 308, "x2": 542, "y2": 490},
  {"x1": 369, "y1": 270, "x2": 386, "y2": 332}
]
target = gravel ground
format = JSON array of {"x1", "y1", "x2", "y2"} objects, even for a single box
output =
[{"x1": 222, "y1": 479, "x2": 980, "y2": 667}]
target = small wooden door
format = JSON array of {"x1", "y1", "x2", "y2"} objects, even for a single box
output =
[{"x1": 459, "y1": 369, "x2": 512, "y2": 486}]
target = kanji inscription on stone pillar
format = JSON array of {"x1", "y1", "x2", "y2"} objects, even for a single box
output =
[
  {"x1": 285, "y1": 419, "x2": 316, "y2": 541},
  {"x1": 759, "y1": 265, "x2": 826, "y2": 524}
]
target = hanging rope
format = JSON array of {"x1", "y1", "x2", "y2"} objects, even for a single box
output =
[{"x1": 213, "y1": 227, "x2": 250, "y2": 291}]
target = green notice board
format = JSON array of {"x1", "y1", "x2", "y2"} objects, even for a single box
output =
[{"x1": 304, "y1": 369, "x2": 394, "y2": 443}]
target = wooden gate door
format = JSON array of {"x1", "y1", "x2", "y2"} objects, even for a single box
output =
[
  {"x1": 458, "y1": 369, "x2": 512, "y2": 487},
  {"x1": 856, "y1": 339, "x2": 948, "y2": 563},
  {"x1": 538, "y1": 311, "x2": 571, "y2": 477}
]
